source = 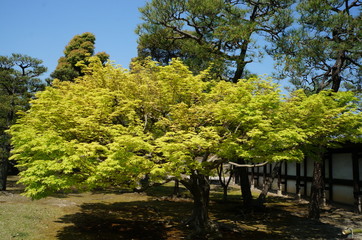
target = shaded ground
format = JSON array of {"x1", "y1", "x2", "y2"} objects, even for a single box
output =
[{"x1": 1, "y1": 175, "x2": 362, "y2": 239}]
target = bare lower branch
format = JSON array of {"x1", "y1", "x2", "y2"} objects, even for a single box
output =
[{"x1": 229, "y1": 161, "x2": 268, "y2": 168}]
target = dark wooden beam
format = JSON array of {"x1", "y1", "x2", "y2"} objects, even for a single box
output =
[
  {"x1": 352, "y1": 151, "x2": 361, "y2": 213},
  {"x1": 328, "y1": 153, "x2": 333, "y2": 202},
  {"x1": 296, "y1": 162, "x2": 301, "y2": 198}
]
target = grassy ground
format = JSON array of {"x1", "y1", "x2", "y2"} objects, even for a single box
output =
[{"x1": 1, "y1": 175, "x2": 361, "y2": 240}]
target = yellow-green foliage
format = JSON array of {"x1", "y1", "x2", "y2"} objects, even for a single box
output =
[
  {"x1": 284, "y1": 90, "x2": 362, "y2": 160},
  {"x1": 8, "y1": 57, "x2": 362, "y2": 199},
  {"x1": 9, "y1": 58, "x2": 211, "y2": 199}
]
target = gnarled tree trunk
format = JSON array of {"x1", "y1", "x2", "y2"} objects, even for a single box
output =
[
  {"x1": 238, "y1": 159, "x2": 253, "y2": 207},
  {"x1": 309, "y1": 161, "x2": 325, "y2": 220},
  {"x1": 181, "y1": 172, "x2": 211, "y2": 234},
  {"x1": 256, "y1": 161, "x2": 282, "y2": 206}
]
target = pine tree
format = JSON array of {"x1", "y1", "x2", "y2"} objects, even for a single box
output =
[
  {"x1": 136, "y1": 0, "x2": 295, "y2": 82},
  {"x1": 0, "y1": 53, "x2": 46, "y2": 190},
  {"x1": 50, "y1": 32, "x2": 109, "y2": 83}
]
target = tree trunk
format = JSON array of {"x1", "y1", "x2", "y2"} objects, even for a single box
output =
[
  {"x1": 1, "y1": 107, "x2": 14, "y2": 191},
  {"x1": 0, "y1": 157, "x2": 8, "y2": 191},
  {"x1": 217, "y1": 163, "x2": 234, "y2": 201},
  {"x1": 234, "y1": 165, "x2": 240, "y2": 185},
  {"x1": 231, "y1": 39, "x2": 250, "y2": 83},
  {"x1": 330, "y1": 48, "x2": 345, "y2": 92},
  {"x1": 0, "y1": 142, "x2": 10, "y2": 191},
  {"x1": 308, "y1": 161, "x2": 325, "y2": 220},
  {"x1": 239, "y1": 164, "x2": 253, "y2": 207},
  {"x1": 173, "y1": 179, "x2": 180, "y2": 197},
  {"x1": 223, "y1": 186, "x2": 228, "y2": 202},
  {"x1": 232, "y1": 61, "x2": 247, "y2": 83},
  {"x1": 181, "y1": 172, "x2": 211, "y2": 234},
  {"x1": 231, "y1": 4, "x2": 259, "y2": 83},
  {"x1": 256, "y1": 161, "x2": 282, "y2": 206}
]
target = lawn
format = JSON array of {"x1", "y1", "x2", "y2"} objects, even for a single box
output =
[{"x1": 0, "y1": 175, "x2": 361, "y2": 239}]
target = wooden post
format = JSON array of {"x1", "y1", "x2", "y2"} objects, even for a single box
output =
[
  {"x1": 321, "y1": 157, "x2": 327, "y2": 206},
  {"x1": 269, "y1": 164, "x2": 273, "y2": 190},
  {"x1": 263, "y1": 164, "x2": 267, "y2": 188},
  {"x1": 250, "y1": 167, "x2": 255, "y2": 189},
  {"x1": 284, "y1": 161, "x2": 288, "y2": 193},
  {"x1": 296, "y1": 162, "x2": 301, "y2": 199},
  {"x1": 327, "y1": 153, "x2": 333, "y2": 202},
  {"x1": 269, "y1": 164, "x2": 272, "y2": 177},
  {"x1": 277, "y1": 162, "x2": 282, "y2": 196},
  {"x1": 256, "y1": 166, "x2": 260, "y2": 187},
  {"x1": 234, "y1": 165, "x2": 240, "y2": 184},
  {"x1": 352, "y1": 151, "x2": 361, "y2": 213},
  {"x1": 304, "y1": 158, "x2": 308, "y2": 196}
]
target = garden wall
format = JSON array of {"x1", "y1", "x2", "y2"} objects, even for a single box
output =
[{"x1": 248, "y1": 143, "x2": 362, "y2": 212}]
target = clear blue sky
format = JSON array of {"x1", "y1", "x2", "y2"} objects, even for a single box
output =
[{"x1": 1, "y1": 0, "x2": 275, "y2": 80}]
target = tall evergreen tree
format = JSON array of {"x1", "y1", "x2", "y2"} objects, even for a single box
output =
[
  {"x1": 0, "y1": 53, "x2": 46, "y2": 190},
  {"x1": 136, "y1": 0, "x2": 295, "y2": 82},
  {"x1": 269, "y1": 0, "x2": 361, "y2": 93},
  {"x1": 268, "y1": 0, "x2": 362, "y2": 219},
  {"x1": 50, "y1": 32, "x2": 109, "y2": 83}
]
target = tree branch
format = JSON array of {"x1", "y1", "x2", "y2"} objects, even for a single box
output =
[
  {"x1": 345, "y1": 56, "x2": 361, "y2": 67},
  {"x1": 162, "y1": 21, "x2": 202, "y2": 43},
  {"x1": 229, "y1": 161, "x2": 268, "y2": 168}
]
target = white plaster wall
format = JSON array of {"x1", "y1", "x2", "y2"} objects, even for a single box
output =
[
  {"x1": 324, "y1": 158, "x2": 329, "y2": 178},
  {"x1": 287, "y1": 162, "x2": 296, "y2": 176},
  {"x1": 281, "y1": 162, "x2": 286, "y2": 175},
  {"x1": 332, "y1": 153, "x2": 353, "y2": 180},
  {"x1": 252, "y1": 152, "x2": 360, "y2": 205},
  {"x1": 307, "y1": 158, "x2": 314, "y2": 177},
  {"x1": 300, "y1": 161, "x2": 305, "y2": 178},
  {"x1": 287, "y1": 180, "x2": 296, "y2": 193},
  {"x1": 333, "y1": 185, "x2": 354, "y2": 205}
]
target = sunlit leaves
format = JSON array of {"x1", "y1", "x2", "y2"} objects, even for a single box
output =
[
  {"x1": 284, "y1": 89, "x2": 362, "y2": 160},
  {"x1": 9, "y1": 58, "x2": 362, "y2": 199},
  {"x1": 9, "y1": 58, "x2": 212, "y2": 198}
]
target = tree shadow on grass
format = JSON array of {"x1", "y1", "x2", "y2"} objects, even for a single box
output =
[
  {"x1": 55, "y1": 197, "x2": 345, "y2": 240},
  {"x1": 144, "y1": 184, "x2": 191, "y2": 199},
  {"x1": 4, "y1": 175, "x2": 24, "y2": 194},
  {"x1": 210, "y1": 197, "x2": 345, "y2": 240},
  {"x1": 56, "y1": 200, "x2": 192, "y2": 240},
  {"x1": 54, "y1": 185, "x2": 346, "y2": 240}
]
